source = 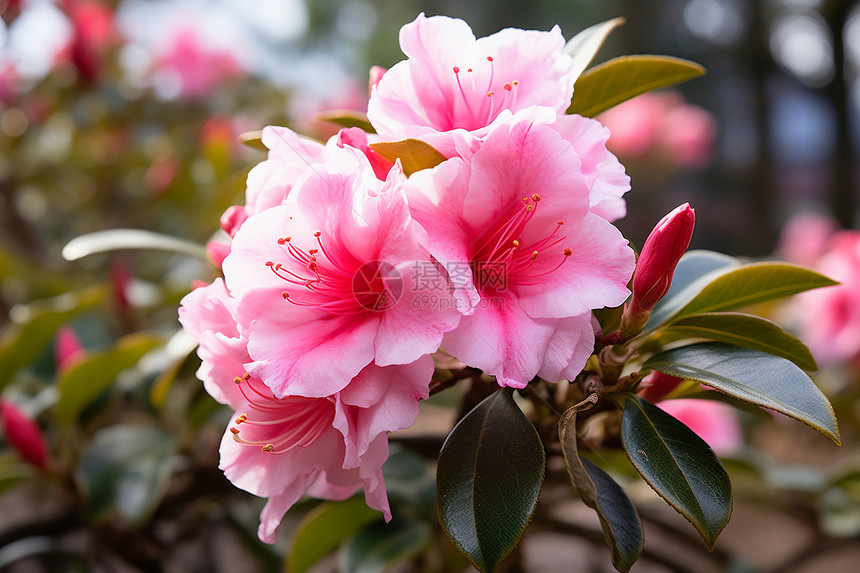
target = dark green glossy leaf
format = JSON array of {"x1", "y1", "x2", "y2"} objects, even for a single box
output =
[
  {"x1": 568, "y1": 55, "x2": 705, "y2": 117},
  {"x1": 643, "y1": 342, "x2": 840, "y2": 443},
  {"x1": 62, "y1": 229, "x2": 208, "y2": 261},
  {"x1": 437, "y1": 389, "x2": 545, "y2": 573},
  {"x1": 78, "y1": 425, "x2": 177, "y2": 523},
  {"x1": 647, "y1": 250, "x2": 739, "y2": 329},
  {"x1": 368, "y1": 139, "x2": 446, "y2": 176},
  {"x1": 338, "y1": 517, "x2": 432, "y2": 573},
  {"x1": 0, "y1": 286, "x2": 104, "y2": 392},
  {"x1": 620, "y1": 394, "x2": 732, "y2": 549},
  {"x1": 288, "y1": 496, "x2": 384, "y2": 573},
  {"x1": 314, "y1": 109, "x2": 376, "y2": 133},
  {"x1": 559, "y1": 404, "x2": 643, "y2": 572},
  {"x1": 564, "y1": 17, "x2": 626, "y2": 78},
  {"x1": 661, "y1": 312, "x2": 817, "y2": 371},
  {"x1": 56, "y1": 333, "x2": 162, "y2": 427},
  {"x1": 666, "y1": 262, "x2": 837, "y2": 323}
]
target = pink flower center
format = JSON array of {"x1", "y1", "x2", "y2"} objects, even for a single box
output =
[
  {"x1": 265, "y1": 233, "x2": 393, "y2": 314},
  {"x1": 229, "y1": 372, "x2": 334, "y2": 455},
  {"x1": 470, "y1": 194, "x2": 572, "y2": 292},
  {"x1": 450, "y1": 56, "x2": 520, "y2": 130}
]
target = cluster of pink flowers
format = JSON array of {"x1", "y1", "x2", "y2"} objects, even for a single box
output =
[{"x1": 179, "y1": 14, "x2": 636, "y2": 542}]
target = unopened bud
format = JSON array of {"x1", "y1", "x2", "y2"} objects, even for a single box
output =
[
  {"x1": 622, "y1": 203, "x2": 695, "y2": 337},
  {"x1": 0, "y1": 399, "x2": 51, "y2": 470},
  {"x1": 219, "y1": 205, "x2": 248, "y2": 238}
]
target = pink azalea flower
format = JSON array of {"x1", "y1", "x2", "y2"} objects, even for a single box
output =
[
  {"x1": 657, "y1": 398, "x2": 743, "y2": 456},
  {"x1": 550, "y1": 113, "x2": 631, "y2": 223},
  {"x1": 223, "y1": 144, "x2": 459, "y2": 399},
  {"x1": 241, "y1": 125, "x2": 395, "y2": 222},
  {"x1": 406, "y1": 116, "x2": 634, "y2": 387},
  {"x1": 179, "y1": 279, "x2": 433, "y2": 542},
  {"x1": 367, "y1": 13, "x2": 577, "y2": 156},
  {"x1": 796, "y1": 231, "x2": 860, "y2": 366},
  {"x1": 242, "y1": 125, "x2": 327, "y2": 217}
]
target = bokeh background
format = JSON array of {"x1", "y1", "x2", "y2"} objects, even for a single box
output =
[{"x1": 2, "y1": 1, "x2": 860, "y2": 572}]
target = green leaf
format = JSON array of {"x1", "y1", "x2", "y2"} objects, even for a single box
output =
[
  {"x1": 568, "y1": 55, "x2": 706, "y2": 117},
  {"x1": 62, "y1": 229, "x2": 209, "y2": 262},
  {"x1": 0, "y1": 286, "x2": 105, "y2": 392},
  {"x1": 238, "y1": 130, "x2": 267, "y2": 152},
  {"x1": 665, "y1": 262, "x2": 837, "y2": 321},
  {"x1": 288, "y1": 496, "x2": 384, "y2": 573},
  {"x1": 620, "y1": 394, "x2": 732, "y2": 549},
  {"x1": 661, "y1": 312, "x2": 818, "y2": 371},
  {"x1": 382, "y1": 444, "x2": 436, "y2": 514},
  {"x1": 559, "y1": 404, "x2": 643, "y2": 572},
  {"x1": 647, "y1": 250, "x2": 739, "y2": 329},
  {"x1": 368, "y1": 139, "x2": 447, "y2": 176},
  {"x1": 643, "y1": 342, "x2": 840, "y2": 443},
  {"x1": 56, "y1": 333, "x2": 162, "y2": 427},
  {"x1": 314, "y1": 109, "x2": 376, "y2": 134},
  {"x1": 338, "y1": 517, "x2": 432, "y2": 573},
  {"x1": 78, "y1": 425, "x2": 177, "y2": 523},
  {"x1": 564, "y1": 17, "x2": 626, "y2": 78},
  {"x1": 437, "y1": 389, "x2": 545, "y2": 573}
]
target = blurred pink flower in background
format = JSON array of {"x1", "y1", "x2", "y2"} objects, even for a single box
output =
[
  {"x1": 598, "y1": 91, "x2": 716, "y2": 170},
  {"x1": 657, "y1": 398, "x2": 743, "y2": 456},
  {"x1": 777, "y1": 211, "x2": 838, "y2": 268},
  {"x1": 0, "y1": 65, "x2": 19, "y2": 104},
  {"x1": 781, "y1": 220, "x2": 860, "y2": 367},
  {"x1": 63, "y1": 0, "x2": 119, "y2": 82},
  {"x1": 154, "y1": 26, "x2": 243, "y2": 99},
  {"x1": 54, "y1": 325, "x2": 84, "y2": 372}
]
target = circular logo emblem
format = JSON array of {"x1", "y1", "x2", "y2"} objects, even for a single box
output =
[{"x1": 351, "y1": 260, "x2": 404, "y2": 311}]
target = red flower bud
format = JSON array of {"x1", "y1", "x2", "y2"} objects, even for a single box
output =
[
  {"x1": 0, "y1": 399, "x2": 50, "y2": 470},
  {"x1": 631, "y1": 203, "x2": 696, "y2": 314}
]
